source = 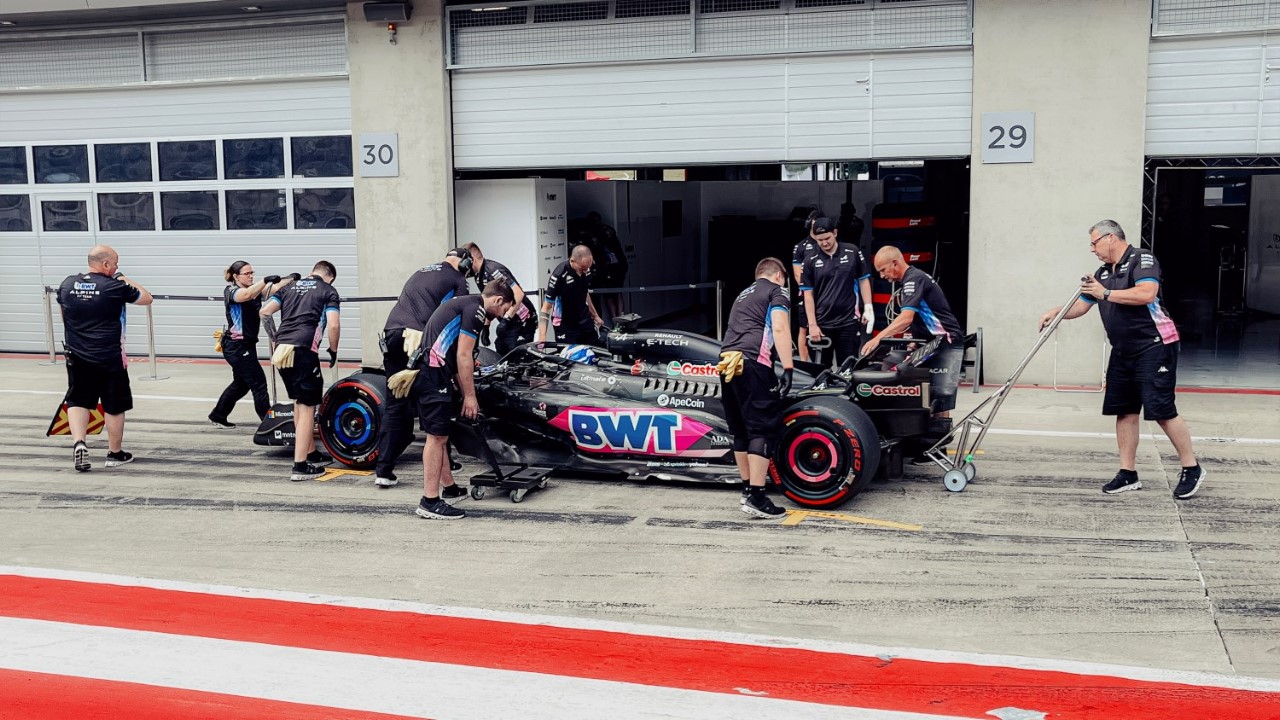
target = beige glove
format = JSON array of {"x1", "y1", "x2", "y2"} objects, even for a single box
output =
[
  {"x1": 271, "y1": 343, "x2": 296, "y2": 369},
  {"x1": 402, "y1": 328, "x2": 424, "y2": 356},
  {"x1": 387, "y1": 369, "x2": 420, "y2": 399},
  {"x1": 717, "y1": 350, "x2": 744, "y2": 382}
]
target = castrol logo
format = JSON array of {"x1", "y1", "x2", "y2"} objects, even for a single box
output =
[
  {"x1": 666, "y1": 361, "x2": 719, "y2": 378},
  {"x1": 855, "y1": 383, "x2": 921, "y2": 398}
]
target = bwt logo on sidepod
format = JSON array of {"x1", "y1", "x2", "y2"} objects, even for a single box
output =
[
  {"x1": 855, "y1": 383, "x2": 922, "y2": 398},
  {"x1": 569, "y1": 408, "x2": 682, "y2": 454}
]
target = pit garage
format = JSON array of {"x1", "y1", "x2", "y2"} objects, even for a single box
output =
[{"x1": 447, "y1": 0, "x2": 975, "y2": 341}]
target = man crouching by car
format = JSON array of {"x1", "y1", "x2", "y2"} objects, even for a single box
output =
[
  {"x1": 387, "y1": 280, "x2": 514, "y2": 520},
  {"x1": 717, "y1": 257, "x2": 795, "y2": 519}
]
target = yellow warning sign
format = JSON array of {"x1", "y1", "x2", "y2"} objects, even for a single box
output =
[
  {"x1": 782, "y1": 510, "x2": 923, "y2": 531},
  {"x1": 46, "y1": 402, "x2": 105, "y2": 437}
]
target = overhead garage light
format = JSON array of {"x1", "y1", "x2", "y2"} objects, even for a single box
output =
[
  {"x1": 470, "y1": 6, "x2": 511, "y2": 11},
  {"x1": 0, "y1": 21, "x2": 15, "y2": 26},
  {"x1": 239, "y1": 5, "x2": 262, "y2": 10}
]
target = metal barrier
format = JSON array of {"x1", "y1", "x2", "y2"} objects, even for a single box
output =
[
  {"x1": 38, "y1": 280, "x2": 727, "y2": 379},
  {"x1": 1052, "y1": 333, "x2": 1107, "y2": 393}
]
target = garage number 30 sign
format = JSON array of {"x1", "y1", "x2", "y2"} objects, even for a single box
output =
[
  {"x1": 359, "y1": 133, "x2": 399, "y2": 177},
  {"x1": 981, "y1": 112, "x2": 1034, "y2": 164}
]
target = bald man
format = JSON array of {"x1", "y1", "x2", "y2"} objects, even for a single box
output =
[
  {"x1": 861, "y1": 246, "x2": 965, "y2": 421},
  {"x1": 538, "y1": 244, "x2": 604, "y2": 346},
  {"x1": 57, "y1": 245, "x2": 153, "y2": 472}
]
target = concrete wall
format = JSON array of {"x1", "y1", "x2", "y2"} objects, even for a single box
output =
[
  {"x1": 347, "y1": 0, "x2": 453, "y2": 367},
  {"x1": 969, "y1": 0, "x2": 1150, "y2": 386}
]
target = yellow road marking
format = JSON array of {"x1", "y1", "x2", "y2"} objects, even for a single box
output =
[
  {"x1": 946, "y1": 449, "x2": 984, "y2": 456},
  {"x1": 316, "y1": 468, "x2": 374, "y2": 482},
  {"x1": 781, "y1": 510, "x2": 923, "y2": 530}
]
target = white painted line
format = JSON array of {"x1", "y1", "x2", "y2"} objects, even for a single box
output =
[
  {"x1": 0, "y1": 617, "x2": 963, "y2": 720},
  {"x1": 5, "y1": 565, "x2": 1280, "y2": 694},
  {"x1": 985, "y1": 428, "x2": 1280, "y2": 446}
]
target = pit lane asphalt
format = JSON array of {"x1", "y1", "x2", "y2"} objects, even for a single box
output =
[{"x1": 1, "y1": 357, "x2": 1276, "y2": 680}]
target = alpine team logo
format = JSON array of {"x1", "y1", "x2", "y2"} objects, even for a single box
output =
[{"x1": 855, "y1": 383, "x2": 922, "y2": 398}]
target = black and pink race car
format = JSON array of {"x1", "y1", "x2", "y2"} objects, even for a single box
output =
[{"x1": 297, "y1": 315, "x2": 944, "y2": 509}]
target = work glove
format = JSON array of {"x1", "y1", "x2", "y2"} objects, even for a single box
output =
[
  {"x1": 480, "y1": 324, "x2": 492, "y2": 348},
  {"x1": 387, "y1": 369, "x2": 420, "y2": 399},
  {"x1": 774, "y1": 368, "x2": 795, "y2": 397},
  {"x1": 402, "y1": 328, "x2": 423, "y2": 356},
  {"x1": 263, "y1": 274, "x2": 281, "y2": 285},
  {"x1": 327, "y1": 349, "x2": 338, "y2": 368},
  {"x1": 862, "y1": 303, "x2": 875, "y2": 331},
  {"x1": 716, "y1": 350, "x2": 744, "y2": 382},
  {"x1": 271, "y1": 343, "x2": 296, "y2": 369},
  {"x1": 288, "y1": 272, "x2": 302, "y2": 282}
]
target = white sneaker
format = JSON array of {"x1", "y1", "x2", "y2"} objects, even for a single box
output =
[{"x1": 374, "y1": 474, "x2": 399, "y2": 488}]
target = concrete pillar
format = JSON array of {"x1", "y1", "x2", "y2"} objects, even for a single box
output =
[
  {"x1": 347, "y1": 0, "x2": 454, "y2": 366},
  {"x1": 969, "y1": 0, "x2": 1150, "y2": 386}
]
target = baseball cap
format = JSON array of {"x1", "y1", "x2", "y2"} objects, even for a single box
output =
[
  {"x1": 811, "y1": 217, "x2": 837, "y2": 234},
  {"x1": 446, "y1": 247, "x2": 470, "y2": 260}
]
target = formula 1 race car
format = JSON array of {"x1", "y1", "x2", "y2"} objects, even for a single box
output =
[{"x1": 280, "y1": 315, "x2": 945, "y2": 509}]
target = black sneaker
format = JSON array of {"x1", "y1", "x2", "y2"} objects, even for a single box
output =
[
  {"x1": 741, "y1": 489, "x2": 786, "y2": 519},
  {"x1": 208, "y1": 415, "x2": 236, "y2": 430},
  {"x1": 415, "y1": 496, "x2": 466, "y2": 520},
  {"x1": 1102, "y1": 470, "x2": 1142, "y2": 494},
  {"x1": 307, "y1": 450, "x2": 333, "y2": 466},
  {"x1": 441, "y1": 484, "x2": 467, "y2": 503},
  {"x1": 105, "y1": 450, "x2": 133, "y2": 468},
  {"x1": 374, "y1": 471, "x2": 398, "y2": 488},
  {"x1": 1174, "y1": 466, "x2": 1205, "y2": 500},
  {"x1": 73, "y1": 441, "x2": 90, "y2": 472},
  {"x1": 290, "y1": 463, "x2": 324, "y2": 482}
]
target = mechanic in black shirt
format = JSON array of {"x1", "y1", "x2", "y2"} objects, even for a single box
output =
[
  {"x1": 209, "y1": 260, "x2": 297, "y2": 429},
  {"x1": 402, "y1": 281, "x2": 514, "y2": 520},
  {"x1": 260, "y1": 260, "x2": 341, "y2": 482},
  {"x1": 1038, "y1": 219, "x2": 1204, "y2": 500},
  {"x1": 538, "y1": 244, "x2": 603, "y2": 346},
  {"x1": 791, "y1": 213, "x2": 820, "y2": 362},
  {"x1": 718, "y1": 257, "x2": 795, "y2": 520},
  {"x1": 861, "y1": 246, "x2": 965, "y2": 420},
  {"x1": 800, "y1": 216, "x2": 873, "y2": 367},
  {"x1": 373, "y1": 249, "x2": 473, "y2": 488},
  {"x1": 579, "y1": 212, "x2": 629, "y2": 324},
  {"x1": 463, "y1": 242, "x2": 538, "y2": 356},
  {"x1": 57, "y1": 244, "x2": 153, "y2": 473}
]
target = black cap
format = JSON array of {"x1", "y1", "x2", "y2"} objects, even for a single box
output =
[
  {"x1": 446, "y1": 247, "x2": 469, "y2": 259},
  {"x1": 811, "y1": 217, "x2": 837, "y2": 234}
]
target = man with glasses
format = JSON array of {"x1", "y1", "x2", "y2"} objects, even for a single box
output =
[
  {"x1": 1038, "y1": 220, "x2": 1204, "y2": 500},
  {"x1": 57, "y1": 244, "x2": 153, "y2": 472}
]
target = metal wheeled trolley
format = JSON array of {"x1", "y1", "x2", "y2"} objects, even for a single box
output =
[{"x1": 919, "y1": 283, "x2": 1087, "y2": 492}]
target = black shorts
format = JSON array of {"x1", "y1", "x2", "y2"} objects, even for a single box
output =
[
  {"x1": 416, "y1": 388, "x2": 455, "y2": 436},
  {"x1": 280, "y1": 349, "x2": 324, "y2": 406},
  {"x1": 721, "y1": 361, "x2": 779, "y2": 445},
  {"x1": 794, "y1": 295, "x2": 808, "y2": 329},
  {"x1": 1103, "y1": 343, "x2": 1179, "y2": 421},
  {"x1": 65, "y1": 353, "x2": 132, "y2": 415},
  {"x1": 923, "y1": 341, "x2": 965, "y2": 413}
]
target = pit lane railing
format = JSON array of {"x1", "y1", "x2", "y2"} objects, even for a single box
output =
[{"x1": 37, "y1": 280, "x2": 725, "y2": 384}]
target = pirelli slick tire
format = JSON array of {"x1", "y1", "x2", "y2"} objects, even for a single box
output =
[
  {"x1": 318, "y1": 371, "x2": 387, "y2": 470},
  {"x1": 770, "y1": 396, "x2": 881, "y2": 509}
]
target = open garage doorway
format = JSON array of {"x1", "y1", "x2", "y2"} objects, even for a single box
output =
[
  {"x1": 1144, "y1": 159, "x2": 1280, "y2": 390},
  {"x1": 455, "y1": 160, "x2": 970, "y2": 343}
]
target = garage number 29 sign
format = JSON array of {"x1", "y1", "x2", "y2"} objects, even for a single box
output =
[
  {"x1": 981, "y1": 112, "x2": 1034, "y2": 164},
  {"x1": 358, "y1": 133, "x2": 399, "y2": 177}
]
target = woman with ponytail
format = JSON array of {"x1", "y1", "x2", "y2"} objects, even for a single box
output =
[{"x1": 209, "y1": 260, "x2": 296, "y2": 428}]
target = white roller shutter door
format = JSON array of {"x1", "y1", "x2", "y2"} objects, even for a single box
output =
[
  {"x1": 451, "y1": 48, "x2": 972, "y2": 168},
  {"x1": 0, "y1": 78, "x2": 357, "y2": 359}
]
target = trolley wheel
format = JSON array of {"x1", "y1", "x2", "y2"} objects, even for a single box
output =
[
  {"x1": 510, "y1": 488, "x2": 528, "y2": 503},
  {"x1": 943, "y1": 470, "x2": 968, "y2": 493},
  {"x1": 963, "y1": 463, "x2": 977, "y2": 481},
  {"x1": 470, "y1": 486, "x2": 486, "y2": 501},
  {"x1": 538, "y1": 477, "x2": 549, "y2": 489}
]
